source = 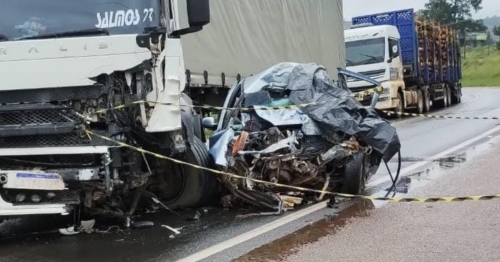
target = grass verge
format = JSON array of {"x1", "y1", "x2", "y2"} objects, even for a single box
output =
[{"x1": 462, "y1": 45, "x2": 500, "y2": 87}]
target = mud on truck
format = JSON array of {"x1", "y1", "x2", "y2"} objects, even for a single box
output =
[{"x1": 0, "y1": 0, "x2": 216, "y2": 227}]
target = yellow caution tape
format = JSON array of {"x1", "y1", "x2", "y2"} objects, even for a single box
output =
[
  {"x1": 383, "y1": 111, "x2": 499, "y2": 120},
  {"x1": 85, "y1": 130, "x2": 500, "y2": 203},
  {"x1": 86, "y1": 86, "x2": 382, "y2": 116}
]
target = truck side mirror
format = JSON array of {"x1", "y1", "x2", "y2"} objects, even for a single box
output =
[
  {"x1": 169, "y1": 0, "x2": 210, "y2": 36},
  {"x1": 202, "y1": 116, "x2": 217, "y2": 130},
  {"x1": 387, "y1": 45, "x2": 398, "y2": 63},
  {"x1": 390, "y1": 45, "x2": 398, "y2": 58}
]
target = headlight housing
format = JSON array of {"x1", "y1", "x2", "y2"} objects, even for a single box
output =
[{"x1": 389, "y1": 67, "x2": 399, "y2": 81}]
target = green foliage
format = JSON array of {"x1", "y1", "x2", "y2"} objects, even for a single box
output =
[
  {"x1": 462, "y1": 45, "x2": 500, "y2": 86},
  {"x1": 496, "y1": 42, "x2": 500, "y2": 51},
  {"x1": 494, "y1": 26, "x2": 500, "y2": 37},
  {"x1": 419, "y1": 0, "x2": 486, "y2": 32}
]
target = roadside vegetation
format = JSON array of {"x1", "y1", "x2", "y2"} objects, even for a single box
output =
[{"x1": 462, "y1": 45, "x2": 500, "y2": 87}]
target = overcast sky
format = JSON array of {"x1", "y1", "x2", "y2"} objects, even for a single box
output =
[{"x1": 344, "y1": 0, "x2": 500, "y2": 20}]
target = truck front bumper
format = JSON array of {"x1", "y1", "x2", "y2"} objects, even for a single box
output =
[
  {"x1": 0, "y1": 197, "x2": 69, "y2": 217},
  {"x1": 356, "y1": 95, "x2": 397, "y2": 110},
  {"x1": 0, "y1": 146, "x2": 111, "y2": 217}
]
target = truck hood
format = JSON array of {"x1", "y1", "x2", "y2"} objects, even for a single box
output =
[
  {"x1": 0, "y1": 35, "x2": 151, "y2": 91},
  {"x1": 346, "y1": 63, "x2": 387, "y2": 88}
]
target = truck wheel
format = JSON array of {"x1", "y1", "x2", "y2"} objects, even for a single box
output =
[
  {"x1": 451, "y1": 86, "x2": 461, "y2": 104},
  {"x1": 159, "y1": 136, "x2": 219, "y2": 209},
  {"x1": 393, "y1": 92, "x2": 404, "y2": 118},
  {"x1": 446, "y1": 87, "x2": 453, "y2": 106},
  {"x1": 341, "y1": 152, "x2": 366, "y2": 195},
  {"x1": 434, "y1": 88, "x2": 448, "y2": 109},
  {"x1": 423, "y1": 89, "x2": 431, "y2": 112},
  {"x1": 414, "y1": 89, "x2": 424, "y2": 114}
]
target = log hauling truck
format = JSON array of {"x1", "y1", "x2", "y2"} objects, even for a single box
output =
[
  {"x1": 0, "y1": 0, "x2": 346, "y2": 228},
  {"x1": 345, "y1": 9, "x2": 462, "y2": 115}
]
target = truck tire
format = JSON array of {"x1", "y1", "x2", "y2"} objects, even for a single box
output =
[
  {"x1": 414, "y1": 89, "x2": 424, "y2": 114},
  {"x1": 434, "y1": 88, "x2": 448, "y2": 109},
  {"x1": 451, "y1": 85, "x2": 461, "y2": 104},
  {"x1": 423, "y1": 89, "x2": 431, "y2": 112},
  {"x1": 341, "y1": 152, "x2": 365, "y2": 195},
  {"x1": 446, "y1": 86, "x2": 452, "y2": 107},
  {"x1": 393, "y1": 92, "x2": 404, "y2": 118},
  {"x1": 164, "y1": 136, "x2": 219, "y2": 209}
]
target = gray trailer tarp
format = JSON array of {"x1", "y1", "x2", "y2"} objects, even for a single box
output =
[{"x1": 181, "y1": 0, "x2": 345, "y2": 87}]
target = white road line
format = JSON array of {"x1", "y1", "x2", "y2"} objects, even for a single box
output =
[
  {"x1": 368, "y1": 123, "x2": 500, "y2": 188},
  {"x1": 177, "y1": 93, "x2": 496, "y2": 262},
  {"x1": 175, "y1": 201, "x2": 328, "y2": 262}
]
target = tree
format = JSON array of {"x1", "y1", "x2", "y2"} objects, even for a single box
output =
[
  {"x1": 419, "y1": 0, "x2": 486, "y2": 32},
  {"x1": 494, "y1": 26, "x2": 500, "y2": 51},
  {"x1": 494, "y1": 26, "x2": 500, "y2": 37}
]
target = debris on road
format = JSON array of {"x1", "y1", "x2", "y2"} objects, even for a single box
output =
[
  {"x1": 209, "y1": 63, "x2": 400, "y2": 211},
  {"x1": 132, "y1": 221, "x2": 155, "y2": 229},
  {"x1": 161, "y1": 224, "x2": 183, "y2": 235},
  {"x1": 152, "y1": 197, "x2": 180, "y2": 216},
  {"x1": 58, "y1": 219, "x2": 95, "y2": 236}
]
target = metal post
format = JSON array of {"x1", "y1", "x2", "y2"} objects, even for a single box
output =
[{"x1": 464, "y1": 41, "x2": 466, "y2": 59}]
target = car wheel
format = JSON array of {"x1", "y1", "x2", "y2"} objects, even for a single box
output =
[{"x1": 341, "y1": 152, "x2": 366, "y2": 195}]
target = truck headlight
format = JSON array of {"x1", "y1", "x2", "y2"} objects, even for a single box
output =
[{"x1": 389, "y1": 67, "x2": 399, "y2": 81}]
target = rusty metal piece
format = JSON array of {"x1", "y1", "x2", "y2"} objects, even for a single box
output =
[
  {"x1": 232, "y1": 131, "x2": 249, "y2": 156},
  {"x1": 342, "y1": 136, "x2": 361, "y2": 154}
]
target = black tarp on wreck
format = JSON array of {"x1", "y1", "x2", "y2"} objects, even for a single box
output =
[{"x1": 241, "y1": 62, "x2": 400, "y2": 161}]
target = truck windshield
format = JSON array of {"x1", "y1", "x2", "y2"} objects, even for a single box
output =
[
  {"x1": 346, "y1": 38, "x2": 385, "y2": 66},
  {"x1": 0, "y1": 0, "x2": 160, "y2": 41}
]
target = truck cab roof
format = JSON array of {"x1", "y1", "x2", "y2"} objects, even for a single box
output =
[{"x1": 345, "y1": 25, "x2": 400, "y2": 42}]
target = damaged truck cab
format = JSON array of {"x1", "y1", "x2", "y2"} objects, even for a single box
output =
[{"x1": 0, "y1": 0, "x2": 216, "y2": 223}]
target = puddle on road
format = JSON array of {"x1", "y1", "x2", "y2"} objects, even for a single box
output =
[
  {"x1": 368, "y1": 141, "x2": 493, "y2": 195},
  {"x1": 234, "y1": 200, "x2": 374, "y2": 262}
]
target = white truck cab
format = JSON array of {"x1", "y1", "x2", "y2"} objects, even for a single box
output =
[
  {"x1": 0, "y1": 0, "x2": 216, "y2": 226},
  {"x1": 345, "y1": 25, "x2": 404, "y2": 110}
]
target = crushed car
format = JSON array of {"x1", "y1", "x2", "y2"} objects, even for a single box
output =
[{"x1": 204, "y1": 63, "x2": 400, "y2": 211}]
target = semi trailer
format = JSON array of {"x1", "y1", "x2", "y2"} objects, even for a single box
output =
[
  {"x1": 0, "y1": 0, "x2": 344, "y2": 227},
  {"x1": 345, "y1": 9, "x2": 462, "y2": 114}
]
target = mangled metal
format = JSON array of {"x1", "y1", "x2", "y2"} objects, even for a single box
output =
[{"x1": 209, "y1": 63, "x2": 400, "y2": 211}]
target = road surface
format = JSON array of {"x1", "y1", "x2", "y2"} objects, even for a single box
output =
[{"x1": 0, "y1": 88, "x2": 499, "y2": 262}]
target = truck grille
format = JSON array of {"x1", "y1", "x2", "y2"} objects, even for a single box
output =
[
  {"x1": 0, "y1": 132, "x2": 112, "y2": 148},
  {"x1": 0, "y1": 106, "x2": 83, "y2": 137},
  {"x1": 350, "y1": 85, "x2": 378, "y2": 93},
  {"x1": 0, "y1": 133, "x2": 90, "y2": 148},
  {"x1": 0, "y1": 109, "x2": 79, "y2": 126}
]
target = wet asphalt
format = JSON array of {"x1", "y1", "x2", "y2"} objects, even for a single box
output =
[
  {"x1": 279, "y1": 116, "x2": 500, "y2": 262},
  {"x1": 0, "y1": 88, "x2": 499, "y2": 262}
]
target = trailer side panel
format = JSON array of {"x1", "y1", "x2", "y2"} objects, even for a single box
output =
[{"x1": 181, "y1": 0, "x2": 345, "y2": 87}]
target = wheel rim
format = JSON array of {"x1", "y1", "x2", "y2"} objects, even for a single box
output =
[{"x1": 151, "y1": 160, "x2": 186, "y2": 203}]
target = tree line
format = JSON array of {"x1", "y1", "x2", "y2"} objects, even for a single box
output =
[{"x1": 419, "y1": 0, "x2": 500, "y2": 49}]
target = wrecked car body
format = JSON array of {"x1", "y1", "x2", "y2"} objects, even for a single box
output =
[{"x1": 207, "y1": 63, "x2": 400, "y2": 211}]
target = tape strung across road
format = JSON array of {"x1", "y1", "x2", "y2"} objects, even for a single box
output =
[
  {"x1": 88, "y1": 89, "x2": 498, "y2": 121},
  {"x1": 86, "y1": 130, "x2": 500, "y2": 203},
  {"x1": 90, "y1": 87, "x2": 382, "y2": 115},
  {"x1": 384, "y1": 111, "x2": 499, "y2": 120}
]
